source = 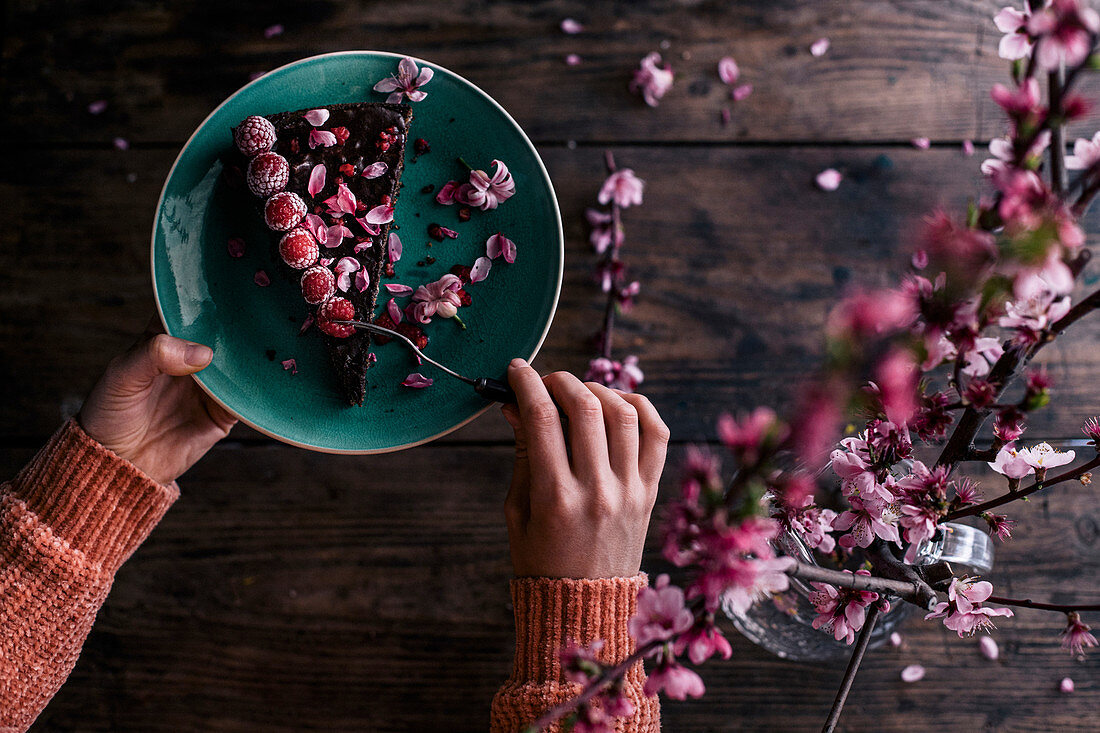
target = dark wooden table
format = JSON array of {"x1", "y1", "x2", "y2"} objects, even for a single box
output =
[{"x1": 3, "y1": 1, "x2": 1100, "y2": 730}]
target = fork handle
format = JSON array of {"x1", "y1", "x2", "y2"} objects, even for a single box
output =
[{"x1": 474, "y1": 377, "x2": 516, "y2": 404}]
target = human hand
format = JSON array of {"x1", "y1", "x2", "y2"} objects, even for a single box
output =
[
  {"x1": 78, "y1": 322, "x2": 238, "y2": 485},
  {"x1": 501, "y1": 359, "x2": 670, "y2": 579}
]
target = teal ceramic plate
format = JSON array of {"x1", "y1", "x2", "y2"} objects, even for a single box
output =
[{"x1": 152, "y1": 51, "x2": 562, "y2": 453}]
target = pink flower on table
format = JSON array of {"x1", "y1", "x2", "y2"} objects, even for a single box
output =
[
  {"x1": 373, "y1": 56, "x2": 434, "y2": 104},
  {"x1": 716, "y1": 56, "x2": 752, "y2": 100},
  {"x1": 834, "y1": 496, "x2": 901, "y2": 549},
  {"x1": 598, "y1": 168, "x2": 645, "y2": 210},
  {"x1": 458, "y1": 159, "x2": 515, "y2": 211},
  {"x1": 925, "y1": 577, "x2": 1014, "y2": 637},
  {"x1": 1026, "y1": 0, "x2": 1100, "y2": 71},
  {"x1": 410, "y1": 273, "x2": 463, "y2": 324},
  {"x1": 630, "y1": 52, "x2": 674, "y2": 107},
  {"x1": 815, "y1": 168, "x2": 842, "y2": 191},
  {"x1": 1061, "y1": 612, "x2": 1098, "y2": 656},
  {"x1": 1065, "y1": 131, "x2": 1100, "y2": 170},
  {"x1": 1062, "y1": 677, "x2": 1076, "y2": 693},
  {"x1": 718, "y1": 407, "x2": 786, "y2": 464},
  {"x1": 643, "y1": 659, "x2": 705, "y2": 700},
  {"x1": 629, "y1": 574, "x2": 694, "y2": 649},
  {"x1": 988, "y1": 444, "x2": 1036, "y2": 479},
  {"x1": 585, "y1": 355, "x2": 644, "y2": 392},
  {"x1": 674, "y1": 622, "x2": 733, "y2": 665},
  {"x1": 809, "y1": 570, "x2": 880, "y2": 645},
  {"x1": 900, "y1": 665, "x2": 926, "y2": 683},
  {"x1": 994, "y1": 5, "x2": 1036, "y2": 60}
]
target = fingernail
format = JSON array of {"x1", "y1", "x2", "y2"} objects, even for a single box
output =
[
  {"x1": 185, "y1": 343, "x2": 213, "y2": 367},
  {"x1": 510, "y1": 358, "x2": 528, "y2": 369}
]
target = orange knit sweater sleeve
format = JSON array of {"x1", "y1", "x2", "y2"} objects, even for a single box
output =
[
  {"x1": 0, "y1": 419, "x2": 178, "y2": 733},
  {"x1": 490, "y1": 575, "x2": 661, "y2": 732}
]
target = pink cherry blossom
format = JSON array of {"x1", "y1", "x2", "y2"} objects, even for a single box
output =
[
  {"x1": 787, "y1": 502, "x2": 838, "y2": 554},
  {"x1": 303, "y1": 108, "x2": 330, "y2": 127},
  {"x1": 1083, "y1": 416, "x2": 1100, "y2": 445},
  {"x1": 307, "y1": 164, "x2": 326, "y2": 197},
  {"x1": 1061, "y1": 612, "x2": 1098, "y2": 656},
  {"x1": 1025, "y1": 441, "x2": 1075, "y2": 470},
  {"x1": 834, "y1": 496, "x2": 901, "y2": 549},
  {"x1": 810, "y1": 570, "x2": 881, "y2": 645},
  {"x1": 373, "y1": 56, "x2": 434, "y2": 104},
  {"x1": 980, "y1": 635, "x2": 1000, "y2": 660},
  {"x1": 308, "y1": 129, "x2": 337, "y2": 149},
  {"x1": 718, "y1": 407, "x2": 785, "y2": 464},
  {"x1": 630, "y1": 52, "x2": 674, "y2": 107},
  {"x1": 731, "y1": 84, "x2": 753, "y2": 101},
  {"x1": 810, "y1": 37, "x2": 831, "y2": 56},
  {"x1": 598, "y1": 168, "x2": 645, "y2": 208},
  {"x1": 470, "y1": 256, "x2": 492, "y2": 283},
  {"x1": 995, "y1": 5, "x2": 1035, "y2": 60},
  {"x1": 988, "y1": 444, "x2": 1036, "y2": 479},
  {"x1": 990, "y1": 77, "x2": 1043, "y2": 117},
  {"x1": 1027, "y1": 0, "x2": 1100, "y2": 71},
  {"x1": 674, "y1": 623, "x2": 733, "y2": 666},
  {"x1": 486, "y1": 232, "x2": 517, "y2": 263},
  {"x1": 459, "y1": 160, "x2": 515, "y2": 210},
  {"x1": 643, "y1": 659, "x2": 705, "y2": 700},
  {"x1": 629, "y1": 574, "x2": 694, "y2": 648},
  {"x1": 900, "y1": 665, "x2": 926, "y2": 683},
  {"x1": 584, "y1": 355, "x2": 644, "y2": 392},
  {"x1": 815, "y1": 168, "x2": 842, "y2": 191},
  {"x1": 1065, "y1": 131, "x2": 1100, "y2": 169},
  {"x1": 925, "y1": 577, "x2": 1014, "y2": 637},
  {"x1": 401, "y1": 373, "x2": 433, "y2": 388},
  {"x1": 361, "y1": 161, "x2": 388, "y2": 179},
  {"x1": 334, "y1": 257, "x2": 360, "y2": 292},
  {"x1": 410, "y1": 273, "x2": 464, "y2": 323},
  {"x1": 984, "y1": 513, "x2": 1015, "y2": 541},
  {"x1": 961, "y1": 337, "x2": 1004, "y2": 378}
]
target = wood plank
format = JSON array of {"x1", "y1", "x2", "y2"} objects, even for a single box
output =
[
  {"x1": 7, "y1": 0, "x2": 1100, "y2": 145},
  {"x1": 1, "y1": 445, "x2": 1095, "y2": 731},
  {"x1": 3, "y1": 145, "x2": 1100, "y2": 444}
]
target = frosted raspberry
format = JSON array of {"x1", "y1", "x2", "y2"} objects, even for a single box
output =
[
  {"x1": 279, "y1": 228, "x2": 319, "y2": 269},
  {"x1": 264, "y1": 192, "x2": 307, "y2": 231},
  {"x1": 247, "y1": 152, "x2": 290, "y2": 197},
  {"x1": 318, "y1": 297, "x2": 356, "y2": 338},
  {"x1": 301, "y1": 265, "x2": 335, "y2": 304},
  {"x1": 234, "y1": 115, "x2": 276, "y2": 157}
]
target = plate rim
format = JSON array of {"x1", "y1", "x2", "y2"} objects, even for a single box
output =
[{"x1": 150, "y1": 50, "x2": 563, "y2": 454}]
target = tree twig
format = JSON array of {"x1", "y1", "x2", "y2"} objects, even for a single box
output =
[
  {"x1": 988, "y1": 596, "x2": 1100, "y2": 613},
  {"x1": 943, "y1": 455, "x2": 1100, "y2": 521},
  {"x1": 786, "y1": 560, "x2": 926, "y2": 606},
  {"x1": 1049, "y1": 64, "x2": 1068, "y2": 196},
  {"x1": 822, "y1": 601, "x2": 884, "y2": 733}
]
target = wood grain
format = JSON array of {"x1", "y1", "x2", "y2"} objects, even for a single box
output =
[
  {"x1": 1, "y1": 444, "x2": 1095, "y2": 732},
  {"x1": 7, "y1": 0, "x2": 1100, "y2": 146},
  {"x1": 3, "y1": 145, "x2": 1099, "y2": 445}
]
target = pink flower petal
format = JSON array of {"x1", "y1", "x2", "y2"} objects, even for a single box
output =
[
  {"x1": 718, "y1": 56, "x2": 740, "y2": 85},
  {"x1": 889, "y1": 632, "x2": 903, "y2": 647},
  {"x1": 88, "y1": 100, "x2": 107, "y2": 115},
  {"x1": 486, "y1": 232, "x2": 516, "y2": 262},
  {"x1": 560, "y1": 18, "x2": 583, "y2": 34},
  {"x1": 398, "y1": 56, "x2": 418, "y2": 82},
  {"x1": 355, "y1": 268, "x2": 370, "y2": 293},
  {"x1": 438, "y1": 225, "x2": 459, "y2": 239},
  {"x1": 264, "y1": 24, "x2": 284, "y2": 39},
  {"x1": 470, "y1": 256, "x2": 492, "y2": 283},
  {"x1": 387, "y1": 298, "x2": 402, "y2": 324},
  {"x1": 565, "y1": 54, "x2": 582, "y2": 66},
  {"x1": 402, "y1": 372, "x2": 434, "y2": 388},
  {"x1": 303, "y1": 108, "x2": 330, "y2": 127},
  {"x1": 353, "y1": 240, "x2": 373, "y2": 253},
  {"x1": 979, "y1": 635, "x2": 999, "y2": 660},
  {"x1": 361, "y1": 161, "x2": 388, "y2": 179},
  {"x1": 810, "y1": 37, "x2": 830, "y2": 57},
  {"x1": 336, "y1": 272, "x2": 350, "y2": 292},
  {"x1": 911, "y1": 137, "x2": 931, "y2": 150},
  {"x1": 374, "y1": 78, "x2": 401, "y2": 93},
  {"x1": 388, "y1": 232, "x2": 402, "y2": 263},
  {"x1": 732, "y1": 83, "x2": 753, "y2": 101},
  {"x1": 435, "y1": 181, "x2": 459, "y2": 205},
  {"x1": 113, "y1": 137, "x2": 129, "y2": 150},
  {"x1": 385, "y1": 91, "x2": 404, "y2": 104},
  {"x1": 962, "y1": 139, "x2": 975, "y2": 156},
  {"x1": 281, "y1": 358, "x2": 297, "y2": 374},
  {"x1": 227, "y1": 236, "x2": 246, "y2": 258},
  {"x1": 299, "y1": 314, "x2": 314, "y2": 334},
  {"x1": 254, "y1": 270, "x2": 270, "y2": 287},
  {"x1": 385, "y1": 283, "x2": 414, "y2": 296},
  {"x1": 309, "y1": 129, "x2": 337, "y2": 149},
  {"x1": 335, "y1": 256, "x2": 360, "y2": 274},
  {"x1": 816, "y1": 168, "x2": 842, "y2": 191},
  {"x1": 1061, "y1": 677, "x2": 1075, "y2": 693},
  {"x1": 415, "y1": 67, "x2": 434, "y2": 86},
  {"x1": 319, "y1": 257, "x2": 333, "y2": 267},
  {"x1": 365, "y1": 204, "x2": 394, "y2": 224},
  {"x1": 720, "y1": 108, "x2": 731, "y2": 125},
  {"x1": 900, "y1": 665, "x2": 925, "y2": 683},
  {"x1": 354, "y1": 217, "x2": 381, "y2": 236},
  {"x1": 308, "y1": 164, "x2": 326, "y2": 197}
]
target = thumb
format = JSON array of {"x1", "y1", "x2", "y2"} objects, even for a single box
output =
[{"x1": 114, "y1": 333, "x2": 214, "y2": 387}]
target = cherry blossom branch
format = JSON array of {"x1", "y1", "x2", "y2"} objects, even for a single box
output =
[
  {"x1": 1049, "y1": 64, "x2": 1068, "y2": 195},
  {"x1": 988, "y1": 596, "x2": 1100, "y2": 613},
  {"x1": 942, "y1": 454, "x2": 1100, "y2": 521},
  {"x1": 600, "y1": 193, "x2": 624, "y2": 360},
  {"x1": 785, "y1": 561, "x2": 932, "y2": 608},
  {"x1": 822, "y1": 601, "x2": 885, "y2": 733}
]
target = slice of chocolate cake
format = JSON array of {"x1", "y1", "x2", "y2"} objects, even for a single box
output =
[{"x1": 230, "y1": 103, "x2": 412, "y2": 405}]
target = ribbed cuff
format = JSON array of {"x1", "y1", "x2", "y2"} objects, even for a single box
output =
[
  {"x1": 510, "y1": 574, "x2": 648, "y2": 684},
  {"x1": 9, "y1": 419, "x2": 178, "y2": 572}
]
